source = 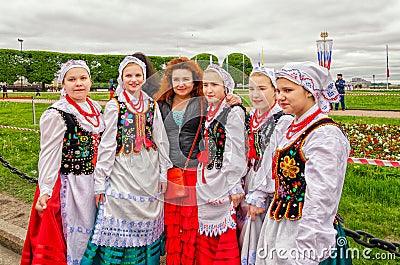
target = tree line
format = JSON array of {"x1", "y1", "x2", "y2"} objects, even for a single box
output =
[{"x1": 0, "y1": 49, "x2": 253, "y2": 88}]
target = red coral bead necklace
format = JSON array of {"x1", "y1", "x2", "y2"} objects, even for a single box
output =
[{"x1": 66, "y1": 95, "x2": 100, "y2": 127}]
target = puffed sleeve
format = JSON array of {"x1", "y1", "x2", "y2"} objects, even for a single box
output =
[
  {"x1": 38, "y1": 109, "x2": 66, "y2": 197},
  {"x1": 294, "y1": 125, "x2": 350, "y2": 265},
  {"x1": 152, "y1": 102, "x2": 173, "y2": 182},
  {"x1": 246, "y1": 114, "x2": 293, "y2": 207},
  {"x1": 93, "y1": 100, "x2": 119, "y2": 194},
  {"x1": 222, "y1": 106, "x2": 247, "y2": 195}
]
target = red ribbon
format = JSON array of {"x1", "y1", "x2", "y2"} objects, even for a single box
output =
[
  {"x1": 246, "y1": 133, "x2": 259, "y2": 162},
  {"x1": 197, "y1": 130, "x2": 210, "y2": 183}
]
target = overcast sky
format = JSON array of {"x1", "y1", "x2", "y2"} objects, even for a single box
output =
[{"x1": 1, "y1": 0, "x2": 400, "y2": 83}]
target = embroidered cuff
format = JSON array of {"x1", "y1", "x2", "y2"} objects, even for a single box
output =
[
  {"x1": 228, "y1": 186, "x2": 244, "y2": 196},
  {"x1": 94, "y1": 175, "x2": 106, "y2": 194},
  {"x1": 39, "y1": 187, "x2": 53, "y2": 198},
  {"x1": 245, "y1": 191, "x2": 266, "y2": 208},
  {"x1": 159, "y1": 168, "x2": 168, "y2": 182}
]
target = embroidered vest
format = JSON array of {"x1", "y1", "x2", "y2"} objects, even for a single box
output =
[
  {"x1": 51, "y1": 108, "x2": 100, "y2": 175},
  {"x1": 115, "y1": 98, "x2": 157, "y2": 155},
  {"x1": 269, "y1": 118, "x2": 340, "y2": 221},
  {"x1": 198, "y1": 104, "x2": 235, "y2": 170},
  {"x1": 246, "y1": 111, "x2": 284, "y2": 171}
]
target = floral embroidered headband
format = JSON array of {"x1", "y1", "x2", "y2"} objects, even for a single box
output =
[
  {"x1": 275, "y1": 61, "x2": 340, "y2": 113},
  {"x1": 57, "y1": 59, "x2": 90, "y2": 83},
  {"x1": 205, "y1": 64, "x2": 235, "y2": 94},
  {"x1": 251, "y1": 66, "x2": 277, "y2": 88},
  {"x1": 116, "y1": 56, "x2": 147, "y2": 96}
]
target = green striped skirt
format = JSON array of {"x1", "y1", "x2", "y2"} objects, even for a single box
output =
[{"x1": 80, "y1": 234, "x2": 165, "y2": 265}]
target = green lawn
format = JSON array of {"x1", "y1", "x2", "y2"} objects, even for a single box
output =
[
  {"x1": 5, "y1": 91, "x2": 110, "y2": 101},
  {"x1": 344, "y1": 92, "x2": 400, "y2": 111},
  {"x1": 237, "y1": 92, "x2": 400, "y2": 111}
]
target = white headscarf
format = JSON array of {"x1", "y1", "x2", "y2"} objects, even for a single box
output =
[
  {"x1": 57, "y1": 60, "x2": 91, "y2": 99},
  {"x1": 275, "y1": 61, "x2": 340, "y2": 113},
  {"x1": 251, "y1": 66, "x2": 277, "y2": 88},
  {"x1": 115, "y1": 56, "x2": 147, "y2": 96},
  {"x1": 205, "y1": 64, "x2": 235, "y2": 94}
]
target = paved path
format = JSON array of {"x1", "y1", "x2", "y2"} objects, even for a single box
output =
[
  {"x1": 0, "y1": 244, "x2": 20, "y2": 265},
  {"x1": 328, "y1": 109, "x2": 400, "y2": 118}
]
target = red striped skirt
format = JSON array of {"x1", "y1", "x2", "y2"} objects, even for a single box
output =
[{"x1": 20, "y1": 177, "x2": 67, "y2": 265}]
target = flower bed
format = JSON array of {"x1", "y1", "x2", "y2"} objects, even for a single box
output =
[{"x1": 340, "y1": 123, "x2": 400, "y2": 161}]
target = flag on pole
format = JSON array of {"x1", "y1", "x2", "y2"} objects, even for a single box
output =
[
  {"x1": 325, "y1": 40, "x2": 333, "y2": 70},
  {"x1": 316, "y1": 39, "x2": 333, "y2": 70},
  {"x1": 386, "y1": 44, "x2": 390, "y2": 78},
  {"x1": 316, "y1": 41, "x2": 324, "y2": 67}
]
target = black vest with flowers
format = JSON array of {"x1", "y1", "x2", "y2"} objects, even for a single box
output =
[
  {"x1": 269, "y1": 118, "x2": 339, "y2": 221},
  {"x1": 201, "y1": 105, "x2": 246, "y2": 170},
  {"x1": 115, "y1": 98, "x2": 157, "y2": 155},
  {"x1": 202, "y1": 107, "x2": 230, "y2": 170},
  {"x1": 51, "y1": 108, "x2": 100, "y2": 175},
  {"x1": 246, "y1": 111, "x2": 284, "y2": 171}
]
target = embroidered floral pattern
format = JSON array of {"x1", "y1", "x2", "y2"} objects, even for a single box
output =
[
  {"x1": 202, "y1": 107, "x2": 231, "y2": 170},
  {"x1": 280, "y1": 156, "x2": 300, "y2": 179},
  {"x1": 51, "y1": 108, "x2": 100, "y2": 176},
  {"x1": 92, "y1": 207, "x2": 164, "y2": 248},
  {"x1": 198, "y1": 212, "x2": 236, "y2": 237},
  {"x1": 116, "y1": 99, "x2": 157, "y2": 155},
  {"x1": 270, "y1": 118, "x2": 338, "y2": 221},
  {"x1": 246, "y1": 111, "x2": 283, "y2": 172},
  {"x1": 106, "y1": 189, "x2": 160, "y2": 202}
]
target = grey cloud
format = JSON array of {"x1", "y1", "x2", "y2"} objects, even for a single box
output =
[{"x1": 1, "y1": 0, "x2": 400, "y2": 83}]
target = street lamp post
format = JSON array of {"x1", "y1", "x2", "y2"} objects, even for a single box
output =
[
  {"x1": 17, "y1": 38, "x2": 23, "y2": 87},
  {"x1": 320, "y1": 32, "x2": 328, "y2": 60},
  {"x1": 372, "y1": 74, "x2": 375, "y2": 89}
]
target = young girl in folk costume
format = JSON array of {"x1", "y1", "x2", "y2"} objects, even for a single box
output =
[
  {"x1": 21, "y1": 60, "x2": 105, "y2": 265},
  {"x1": 238, "y1": 67, "x2": 293, "y2": 265},
  {"x1": 248, "y1": 62, "x2": 352, "y2": 265},
  {"x1": 81, "y1": 55, "x2": 172, "y2": 265},
  {"x1": 195, "y1": 64, "x2": 247, "y2": 265}
]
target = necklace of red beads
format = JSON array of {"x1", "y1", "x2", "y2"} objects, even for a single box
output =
[
  {"x1": 124, "y1": 90, "x2": 145, "y2": 113},
  {"x1": 206, "y1": 98, "x2": 225, "y2": 123},
  {"x1": 286, "y1": 108, "x2": 322, "y2": 139},
  {"x1": 66, "y1": 95, "x2": 100, "y2": 127},
  {"x1": 250, "y1": 102, "x2": 276, "y2": 132}
]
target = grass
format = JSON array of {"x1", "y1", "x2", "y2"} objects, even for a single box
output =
[
  {"x1": 237, "y1": 92, "x2": 400, "y2": 111},
  {"x1": 0, "y1": 101, "x2": 48, "y2": 128},
  {"x1": 344, "y1": 93, "x2": 400, "y2": 111},
  {"x1": 0, "y1": 128, "x2": 39, "y2": 202},
  {"x1": 5, "y1": 91, "x2": 110, "y2": 101},
  {"x1": 7, "y1": 91, "x2": 400, "y2": 111},
  {"x1": 338, "y1": 164, "x2": 400, "y2": 264},
  {"x1": 0, "y1": 101, "x2": 399, "y2": 263}
]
